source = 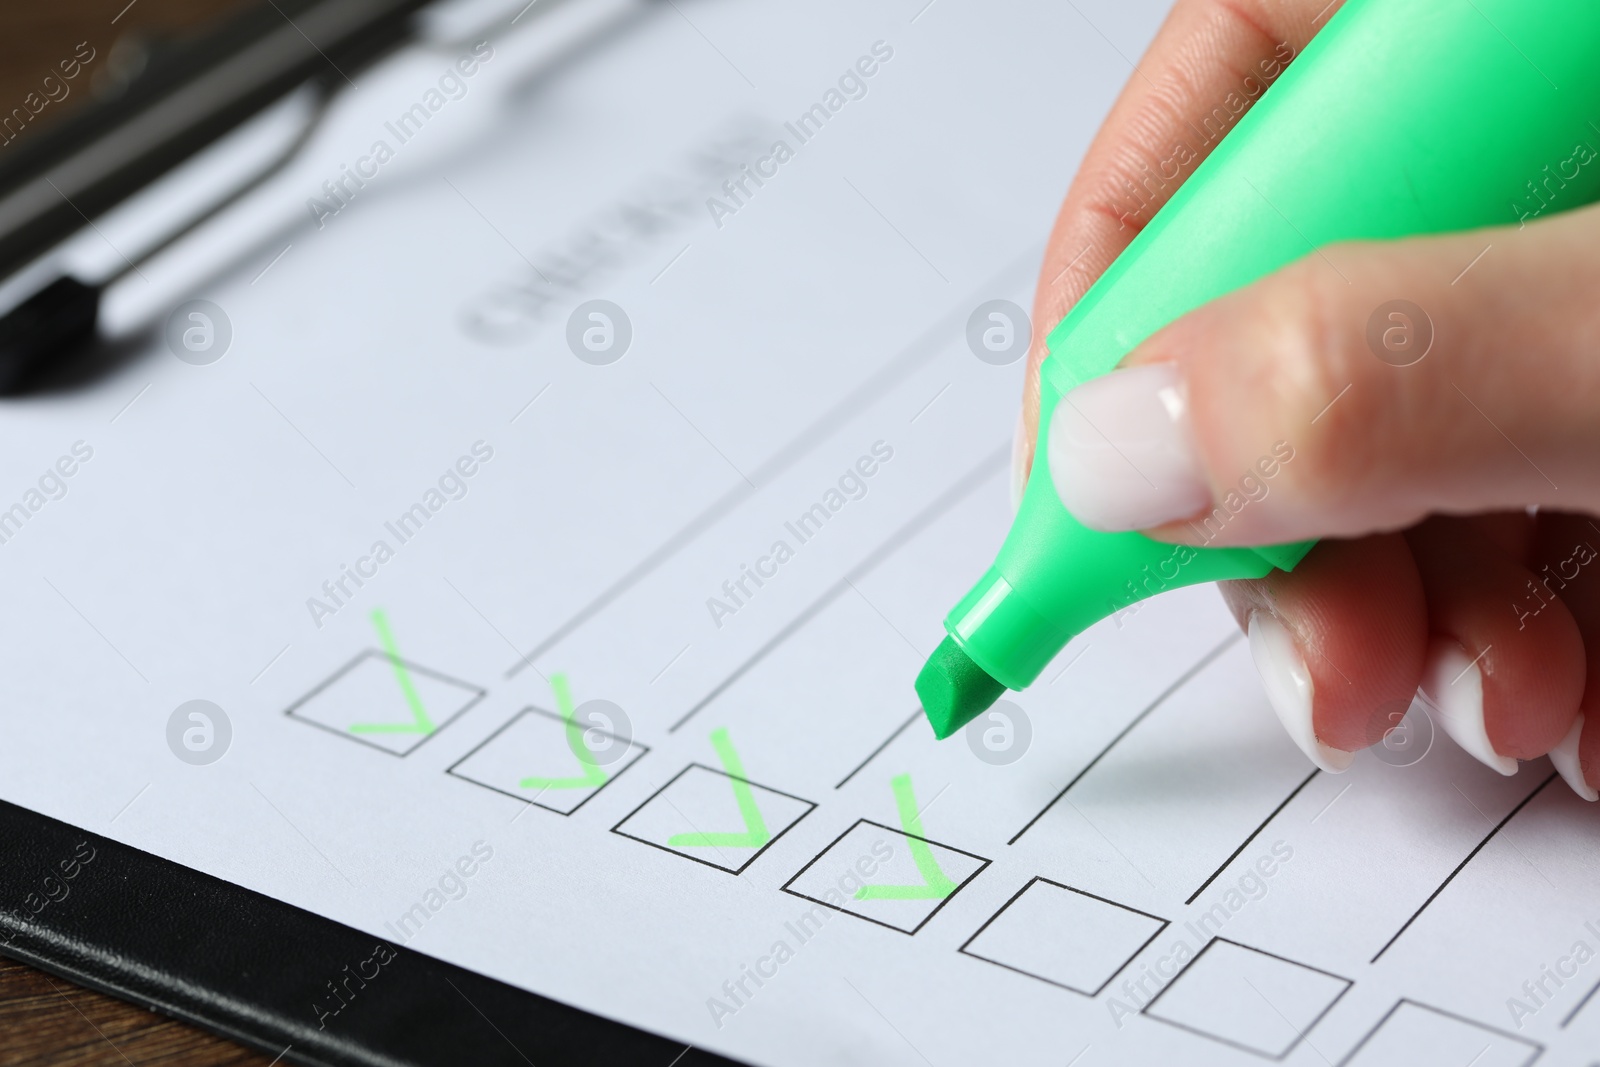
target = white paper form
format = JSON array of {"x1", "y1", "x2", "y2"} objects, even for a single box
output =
[{"x1": 1, "y1": 1, "x2": 1598, "y2": 1065}]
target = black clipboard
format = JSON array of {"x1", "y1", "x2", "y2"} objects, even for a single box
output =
[{"x1": 0, "y1": 799, "x2": 743, "y2": 1066}]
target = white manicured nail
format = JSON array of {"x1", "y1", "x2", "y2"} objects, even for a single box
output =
[
  {"x1": 1048, "y1": 362, "x2": 1211, "y2": 531},
  {"x1": 1248, "y1": 612, "x2": 1353, "y2": 773},
  {"x1": 1417, "y1": 637, "x2": 1517, "y2": 776},
  {"x1": 1549, "y1": 715, "x2": 1596, "y2": 801}
]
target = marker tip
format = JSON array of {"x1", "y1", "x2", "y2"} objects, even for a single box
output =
[{"x1": 916, "y1": 635, "x2": 1006, "y2": 739}]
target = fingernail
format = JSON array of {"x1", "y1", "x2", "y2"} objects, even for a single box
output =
[
  {"x1": 1548, "y1": 714, "x2": 1596, "y2": 801},
  {"x1": 1417, "y1": 637, "x2": 1517, "y2": 776},
  {"x1": 1247, "y1": 612, "x2": 1354, "y2": 773},
  {"x1": 1010, "y1": 411, "x2": 1028, "y2": 514},
  {"x1": 1047, "y1": 362, "x2": 1211, "y2": 531}
]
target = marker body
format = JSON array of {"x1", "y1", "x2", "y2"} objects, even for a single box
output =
[{"x1": 924, "y1": 0, "x2": 1600, "y2": 727}]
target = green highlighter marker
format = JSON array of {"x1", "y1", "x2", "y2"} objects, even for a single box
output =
[{"x1": 917, "y1": 0, "x2": 1600, "y2": 740}]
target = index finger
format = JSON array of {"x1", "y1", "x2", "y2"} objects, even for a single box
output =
[{"x1": 1019, "y1": 0, "x2": 1338, "y2": 485}]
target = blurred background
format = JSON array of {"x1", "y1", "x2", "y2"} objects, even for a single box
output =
[{"x1": 3, "y1": 2, "x2": 248, "y2": 139}]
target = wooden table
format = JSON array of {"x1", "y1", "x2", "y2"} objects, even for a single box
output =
[
  {"x1": 5, "y1": 3, "x2": 284, "y2": 1063},
  {"x1": 0, "y1": 957, "x2": 271, "y2": 1066}
]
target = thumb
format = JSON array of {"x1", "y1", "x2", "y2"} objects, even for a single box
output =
[{"x1": 1046, "y1": 203, "x2": 1600, "y2": 546}]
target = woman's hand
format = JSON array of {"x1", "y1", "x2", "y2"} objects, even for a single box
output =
[{"x1": 1019, "y1": 0, "x2": 1600, "y2": 796}]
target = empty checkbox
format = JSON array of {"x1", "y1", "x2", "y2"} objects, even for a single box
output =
[
  {"x1": 1340, "y1": 1000, "x2": 1540, "y2": 1067},
  {"x1": 1144, "y1": 939, "x2": 1350, "y2": 1058},
  {"x1": 959, "y1": 878, "x2": 1167, "y2": 995}
]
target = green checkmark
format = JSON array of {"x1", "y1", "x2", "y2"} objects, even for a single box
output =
[
  {"x1": 854, "y1": 774, "x2": 957, "y2": 901},
  {"x1": 349, "y1": 610, "x2": 436, "y2": 735},
  {"x1": 667, "y1": 727, "x2": 771, "y2": 849},
  {"x1": 519, "y1": 673, "x2": 610, "y2": 791}
]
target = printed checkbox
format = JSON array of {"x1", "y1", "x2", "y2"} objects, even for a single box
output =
[
  {"x1": 612, "y1": 764, "x2": 814, "y2": 874},
  {"x1": 1341, "y1": 1000, "x2": 1540, "y2": 1067},
  {"x1": 959, "y1": 878, "x2": 1167, "y2": 995},
  {"x1": 781, "y1": 819, "x2": 988, "y2": 935},
  {"x1": 448, "y1": 706, "x2": 648, "y2": 814},
  {"x1": 1143, "y1": 939, "x2": 1350, "y2": 1059},
  {"x1": 286, "y1": 650, "x2": 483, "y2": 756}
]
